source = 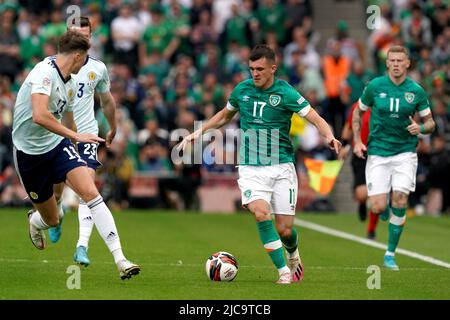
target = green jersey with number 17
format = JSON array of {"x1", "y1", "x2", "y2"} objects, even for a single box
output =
[
  {"x1": 359, "y1": 75, "x2": 431, "y2": 157},
  {"x1": 226, "y1": 78, "x2": 311, "y2": 166}
]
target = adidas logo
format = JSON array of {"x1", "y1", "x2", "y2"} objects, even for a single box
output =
[
  {"x1": 83, "y1": 216, "x2": 93, "y2": 221},
  {"x1": 106, "y1": 231, "x2": 116, "y2": 240}
]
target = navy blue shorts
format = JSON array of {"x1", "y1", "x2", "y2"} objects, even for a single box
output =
[
  {"x1": 14, "y1": 138, "x2": 87, "y2": 203},
  {"x1": 77, "y1": 142, "x2": 102, "y2": 170}
]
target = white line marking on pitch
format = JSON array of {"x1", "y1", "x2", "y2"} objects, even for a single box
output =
[
  {"x1": 295, "y1": 218, "x2": 450, "y2": 269},
  {"x1": 0, "y1": 258, "x2": 446, "y2": 271}
]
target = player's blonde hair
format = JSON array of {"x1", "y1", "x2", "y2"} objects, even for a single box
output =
[{"x1": 387, "y1": 45, "x2": 410, "y2": 59}]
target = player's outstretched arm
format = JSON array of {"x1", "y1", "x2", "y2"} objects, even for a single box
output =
[
  {"x1": 99, "y1": 91, "x2": 117, "y2": 148},
  {"x1": 31, "y1": 93, "x2": 105, "y2": 144},
  {"x1": 177, "y1": 106, "x2": 238, "y2": 151},
  {"x1": 304, "y1": 108, "x2": 342, "y2": 154}
]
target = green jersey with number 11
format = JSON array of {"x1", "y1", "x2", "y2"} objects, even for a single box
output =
[
  {"x1": 226, "y1": 78, "x2": 311, "y2": 166},
  {"x1": 359, "y1": 75, "x2": 431, "y2": 157}
]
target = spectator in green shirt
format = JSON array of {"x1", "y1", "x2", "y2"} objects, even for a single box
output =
[
  {"x1": 19, "y1": 18, "x2": 44, "y2": 69},
  {"x1": 41, "y1": 9, "x2": 67, "y2": 41}
]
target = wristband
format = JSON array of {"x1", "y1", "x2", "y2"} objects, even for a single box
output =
[{"x1": 420, "y1": 124, "x2": 425, "y2": 134}]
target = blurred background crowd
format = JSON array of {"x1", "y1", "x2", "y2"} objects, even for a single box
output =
[{"x1": 0, "y1": 0, "x2": 448, "y2": 215}]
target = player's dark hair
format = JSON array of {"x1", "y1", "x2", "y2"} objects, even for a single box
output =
[
  {"x1": 58, "y1": 30, "x2": 90, "y2": 54},
  {"x1": 79, "y1": 16, "x2": 92, "y2": 31},
  {"x1": 67, "y1": 16, "x2": 92, "y2": 32},
  {"x1": 249, "y1": 44, "x2": 276, "y2": 63}
]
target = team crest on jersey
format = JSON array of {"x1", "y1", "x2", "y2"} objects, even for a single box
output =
[
  {"x1": 244, "y1": 190, "x2": 252, "y2": 198},
  {"x1": 30, "y1": 192, "x2": 38, "y2": 200},
  {"x1": 68, "y1": 89, "x2": 74, "y2": 99},
  {"x1": 88, "y1": 72, "x2": 96, "y2": 82},
  {"x1": 405, "y1": 92, "x2": 415, "y2": 103},
  {"x1": 269, "y1": 94, "x2": 281, "y2": 106},
  {"x1": 42, "y1": 77, "x2": 50, "y2": 87}
]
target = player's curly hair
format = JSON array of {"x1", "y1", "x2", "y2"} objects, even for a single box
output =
[{"x1": 58, "y1": 30, "x2": 90, "y2": 54}]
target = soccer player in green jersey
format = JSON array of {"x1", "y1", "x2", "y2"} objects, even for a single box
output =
[
  {"x1": 178, "y1": 45, "x2": 341, "y2": 284},
  {"x1": 353, "y1": 45, "x2": 435, "y2": 270}
]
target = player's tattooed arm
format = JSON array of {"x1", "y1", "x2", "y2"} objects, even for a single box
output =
[{"x1": 352, "y1": 102, "x2": 367, "y2": 159}]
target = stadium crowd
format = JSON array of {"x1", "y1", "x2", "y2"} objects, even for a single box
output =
[{"x1": 0, "y1": 0, "x2": 448, "y2": 214}]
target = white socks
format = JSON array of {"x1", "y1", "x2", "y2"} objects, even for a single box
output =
[
  {"x1": 30, "y1": 198, "x2": 65, "y2": 230},
  {"x1": 56, "y1": 198, "x2": 64, "y2": 219},
  {"x1": 278, "y1": 266, "x2": 291, "y2": 275},
  {"x1": 76, "y1": 202, "x2": 94, "y2": 248},
  {"x1": 30, "y1": 210, "x2": 50, "y2": 230},
  {"x1": 86, "y1": 195, "x2": 126, "y2": 263}
]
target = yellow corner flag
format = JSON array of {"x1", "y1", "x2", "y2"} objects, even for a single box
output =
[{"x1": 304, "y1": 158, "x2": 344, "y2": 196}]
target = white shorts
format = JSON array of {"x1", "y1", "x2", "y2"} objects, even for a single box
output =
[
  {"x1": 366, "y1": 152, "x2": 418, "y2": 196},
  {"x1": 237, "y1": 163, "x2": 298, "y2": 215}
]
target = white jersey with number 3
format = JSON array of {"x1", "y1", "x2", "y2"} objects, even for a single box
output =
[{"x1": 71, "y1": 56, "x2": 111, "y2": 135}]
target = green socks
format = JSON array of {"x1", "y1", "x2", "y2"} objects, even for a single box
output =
[
  {"x1": 380, "y1": 206, "x2": 390, "y2": 221},
  {"x1": 281, "y1": 227, "x2": 298, "y2": 254},
  {"x1": 387, "y1": 207, "x2": 406, "y2": 254},
  {"x1": 257, "y1": 220, "x2": 286, "y2": 269}
]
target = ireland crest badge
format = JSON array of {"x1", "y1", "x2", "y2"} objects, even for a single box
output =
[
  {"x1": 405, "y1": 92, "x2": 415, "y2": 104},
  {"x1": 269, "y1": 94, "x2": 281, "y2": 107}
]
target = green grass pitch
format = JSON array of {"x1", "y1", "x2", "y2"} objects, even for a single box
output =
[{"x1": 0, "y1": 208, "x2": 449, "y2": 300}]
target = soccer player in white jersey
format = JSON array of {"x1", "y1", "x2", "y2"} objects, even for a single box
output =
[
  {"x1": 47, "y1": 17, "x2": 120, "y2": 269},
  {"x1": 13, "y1": 31, "x2": 140, "y2": 280},
  {"x1": 46, "y1": 18, "x2": 140, "y2": 279}
]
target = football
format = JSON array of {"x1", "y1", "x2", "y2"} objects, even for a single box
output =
[{"x1": 205, "y1": 251, "x2": 239, "y2": 281}]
